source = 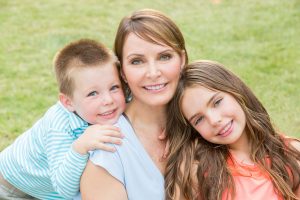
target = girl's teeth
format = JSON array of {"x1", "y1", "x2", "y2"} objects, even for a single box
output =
[{"x1": 220, "y1": 122, "x2": 231, "y2": 135}]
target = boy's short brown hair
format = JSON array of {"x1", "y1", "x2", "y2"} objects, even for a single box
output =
[{"x1": 54, "y1": 39, "x2": 118, "y2": 97}]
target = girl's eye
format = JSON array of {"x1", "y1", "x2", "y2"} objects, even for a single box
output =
[
  {"x1": 159, "y1": 54, "x2": 172, "y2": 61},
  {"x1": 111, "y1": 85, "x2": 120, "y2": 91},
  {"x1": 87, "y1": 91, "x2": 97, "y2": 97},
  {"x1": 214, "y1": 98, "x2": 223, "y2": 107},
  {"x1": 194, "y1": 116, "x2": 204, "y2": 126},
  {"x1": 131, "y1": 59, "x2": 143, "y2": 65}
]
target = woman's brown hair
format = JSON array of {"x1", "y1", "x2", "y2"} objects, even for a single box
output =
[{"x1": 165, "y1": 60, "x2": 300, "y2": 199}]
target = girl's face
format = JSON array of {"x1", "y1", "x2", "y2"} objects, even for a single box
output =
[
  {"x1": 181, "y1": 85, "x2": 247, "y2": 149},
  {"x1": 121, "y1": 33, "x2": 185, "y2": 107},
  {"x1": 65, "y1": 62, "x2": 126, "y2": 125}
]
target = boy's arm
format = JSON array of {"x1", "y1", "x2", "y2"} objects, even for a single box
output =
[
  {"x1": 80, "y1": 160, "x2": 128, "y2": 200},
  {"x1": 46, "y1": 125, "x2": 123, "y2": 199},
  {"x1": 45, "y1": 129, "x2": 89, "y2": 199}
]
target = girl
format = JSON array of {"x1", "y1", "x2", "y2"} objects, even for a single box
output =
[{"x1": 165, "y1": 60, "x2": 300, "y2": 200}]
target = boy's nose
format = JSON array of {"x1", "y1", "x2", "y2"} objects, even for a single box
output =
[{"x1": 102, "y1": 93, "x2": 113, "y2": 105}]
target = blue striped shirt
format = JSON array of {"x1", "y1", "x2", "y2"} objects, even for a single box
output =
[{"x1": 0, "y1": 102, "x2": 89, "y2": 199}]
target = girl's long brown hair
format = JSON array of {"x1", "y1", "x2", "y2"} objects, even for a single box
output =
[{"x1": 165, "y1": 60, "x2": 300, "y2": 200}]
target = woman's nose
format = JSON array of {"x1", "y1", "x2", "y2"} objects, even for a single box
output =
[{"x1": 146, "y1": 61, "x2": 161, "y2": 78}]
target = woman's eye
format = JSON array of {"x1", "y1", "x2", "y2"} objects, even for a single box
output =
[
  {"x1": 194, "y1": 116, "x2": 204, "y2": 126},
  {"x1": 87, "y1": 91, "x2": 97, "y2": 97},
  {"x1": 160, "y1": 54, "x2": 172, "y2": 61},
  {"x1": 131, "y1": 59, "x2": 142, "y2": 65}
]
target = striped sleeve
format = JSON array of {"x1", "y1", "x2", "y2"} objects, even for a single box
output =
[{"x1": 45, "y1": 129, "x2": 88, "y2": 199}]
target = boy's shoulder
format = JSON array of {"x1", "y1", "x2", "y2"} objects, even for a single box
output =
[
  {"x1": 44, "y1": 102, "x2": 69, "y2": 119},
  {"x1": 42, "y1": 102, "x2": 73, "y2": 128},
  {"x1": 43, "y1": 101, "x2": 88, "y2": 134}
]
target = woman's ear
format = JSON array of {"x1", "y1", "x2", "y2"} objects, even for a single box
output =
[
  {"x1": 120, "y1": 69, "x2": 127, "y2": 83},
  {"x1": 180, "y1": 50, "x2": 186, "y2": 70},
  {"x1": 59, "y1": 93, "x2": 75, "y2": 112}
]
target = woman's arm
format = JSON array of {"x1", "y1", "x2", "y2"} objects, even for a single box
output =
[{"x1": 80, "y1": 160, "x2": 128, "y2": 200}]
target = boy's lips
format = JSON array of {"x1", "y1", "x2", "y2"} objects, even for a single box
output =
[
  {"x1": 99, "y1": 109, "x2": 117, "y2": 119},
  {"x1": 217, "y1": 120, "x2": 233, "y2": 137}
]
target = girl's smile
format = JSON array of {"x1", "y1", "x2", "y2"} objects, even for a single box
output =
[{"x1": 181, "y1": 85, "x2": 247, "y2": 149}]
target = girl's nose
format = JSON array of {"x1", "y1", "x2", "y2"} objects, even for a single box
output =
[{"x1": 207, "y1": 111, "x2": 222, "y2": 126}]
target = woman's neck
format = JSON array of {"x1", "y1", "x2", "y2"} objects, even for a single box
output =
[
  {"x1": 125, "y1": 99, "x2": 167, "y2": 173},
  {"x1": 125, "y1": 99, "x2": 166, "y2": 137}
]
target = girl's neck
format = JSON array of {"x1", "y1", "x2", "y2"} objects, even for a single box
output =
[{"x1": 228, "y1": 131, "x2": 253, "y2": 164}]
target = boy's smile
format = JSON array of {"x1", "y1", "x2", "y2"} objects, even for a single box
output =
[{"x1": 65, "y1": 62, "x2": 126, "y2": 125}]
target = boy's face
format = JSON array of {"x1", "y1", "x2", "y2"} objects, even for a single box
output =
[{"x1": 65, "y1": 62, "x2": 126, "y2": 125}]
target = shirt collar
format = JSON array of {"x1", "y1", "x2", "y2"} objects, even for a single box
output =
[{"x1": 58, "y1": 101, "x2": 89, "y2": 138}]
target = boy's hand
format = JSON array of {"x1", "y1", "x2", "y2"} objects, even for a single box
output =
[{"x1": 72, "y1": 124, "x2": 124, "y2": 155}]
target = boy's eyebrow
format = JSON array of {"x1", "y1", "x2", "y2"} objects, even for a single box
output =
[{"x1": 188, "y1": 92, "x2": 220, "y2": 122}]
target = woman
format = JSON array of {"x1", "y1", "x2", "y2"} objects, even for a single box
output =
[{"x1": 79, "y1": 9, "x2": 188, "y2": 199}]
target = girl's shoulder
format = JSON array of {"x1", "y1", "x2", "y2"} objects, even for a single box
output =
[{"x1": 281, "y1": 134, "x2": 300, "y2": 151}]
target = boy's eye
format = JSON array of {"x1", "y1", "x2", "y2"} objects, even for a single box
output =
[
  {"x1": 111, "y1": 85, "x2": 120, "y2": 91},
  {"x1": 159, "y1": 54, "x2": 172, "y2": 61},
  {"x1": 87, "y1": 91, "x2": 97, "y2": 97},
  {"x1": 194, "y1": 116, "x2": 204, "y2": 126}
]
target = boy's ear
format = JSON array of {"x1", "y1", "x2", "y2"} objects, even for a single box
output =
[{"x1": 59, "y1": 93, "x2": 75, "y2": 112}]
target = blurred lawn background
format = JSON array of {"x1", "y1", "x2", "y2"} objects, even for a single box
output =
[{"x1": 0, "y1": 0, "x2": 299, "y2": 151}]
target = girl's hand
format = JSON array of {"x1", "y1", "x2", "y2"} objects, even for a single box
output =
[{"x1": 72, "y1": 124, "x2": 124, "y2": 155}]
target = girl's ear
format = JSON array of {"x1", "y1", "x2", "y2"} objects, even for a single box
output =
[{"x1": 59, "y1": 93, "x2": 75, "y2": 112}]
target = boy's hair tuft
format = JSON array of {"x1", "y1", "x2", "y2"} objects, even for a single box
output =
[{"x1": 53, "y1": 39, "x2": 117, "y2": 97}]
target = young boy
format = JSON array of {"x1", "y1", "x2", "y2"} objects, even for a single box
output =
[{"x1": 0, "y1": 39, "x2": 126, "y2": 199}]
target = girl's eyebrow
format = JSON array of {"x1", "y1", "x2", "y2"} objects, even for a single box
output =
[
  {"x1": 206, "y1": 92, "x2": 220, "y2": 107},
  {"x1": 188, "y1": 92, "x2": 220, "y2": 122}
]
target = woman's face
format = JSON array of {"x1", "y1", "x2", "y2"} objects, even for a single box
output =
[{"x1": 121, "y1": 33, "x2": 185, "y2": 107}]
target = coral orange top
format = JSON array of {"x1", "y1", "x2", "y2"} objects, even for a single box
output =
[{"x1": 222, "y1": 157, "x2": 283, "y2": 200}]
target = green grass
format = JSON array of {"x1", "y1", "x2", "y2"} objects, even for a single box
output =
[{"x1": 0, "y1": 0, "x2": 299, "y2": 151}]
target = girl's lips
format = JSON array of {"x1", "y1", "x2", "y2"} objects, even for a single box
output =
[{"x1": 218, "y1": 120, "x2": 233, "y2": 137}]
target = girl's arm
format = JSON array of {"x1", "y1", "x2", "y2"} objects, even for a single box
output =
[
  {"x1": 80, "y1": 160, "x2": 128, "y2": 200},
  {"x1": 289, "y1": 139, "x2": 300, "y2": 197}
]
